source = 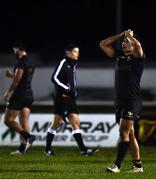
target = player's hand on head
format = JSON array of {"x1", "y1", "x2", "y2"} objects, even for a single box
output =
[{"x1": 125, "y1": 29, "x2": 133, "y2": 37}]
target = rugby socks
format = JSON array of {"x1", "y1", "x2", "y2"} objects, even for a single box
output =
[
  {"x1": 20, "y1": 131, "x2": 31, "y2": 139},
  {"x1": 45, "y1": 128, "x2": 56, "y2": 150},
  {"x1": 18, "y1": 143, "x2": 26, "y2": 152},
  {"x1": 115, "y1": 141, "x2": 130, "y2": 168},
  {"x1": 133, "y1": 159, "x2": 142, "y2": 168},
  {"x1": 72, "y1": 129, "x2": 86, "y2": 152}
]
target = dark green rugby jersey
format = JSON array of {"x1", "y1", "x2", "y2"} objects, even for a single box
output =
[
  {"x1": 13, "y1": 55, "x2": 35, "y2": 92},
  {"x1": 115, "y1": 51, "x2": 145, "y2": 100}
]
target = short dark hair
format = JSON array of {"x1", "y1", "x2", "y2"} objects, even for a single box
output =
[
  {"x1": 64, "y1": 43, "x2": 79, "y2": 52},
  {"x1": 13, "y1": 41, "x2": 26, "y2": 51}
]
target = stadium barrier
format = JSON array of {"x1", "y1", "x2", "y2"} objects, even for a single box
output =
[{"x1": 0, "y1": 113, "x2": 119, "y2": 147}]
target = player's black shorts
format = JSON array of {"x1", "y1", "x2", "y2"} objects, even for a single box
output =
[
  {"x1": 8, "y1": 91, "x2": 33, "y2": 110},
  {"x1": 115, "y1": 98, "x2": 142, "y2": 123},
  {"x1": 53, "y1": 95, "x2": 79, "y2": 118}
]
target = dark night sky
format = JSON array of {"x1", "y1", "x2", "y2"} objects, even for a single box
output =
[{"x1": 0, "y1": 0, "x2": 156, "y2": 63}]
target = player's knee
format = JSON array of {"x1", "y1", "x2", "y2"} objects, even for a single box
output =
[
  {"x1": 69, "y1": 114, "x2": 79, "y2": 122},
  {"x1": 129, "y1": 129, "x2": 135, "y2": 140},
  {"x1": 4, "y1": 117, "x2": 12, "y2": 126},
  {"x1": 119, "y1": 129, "x2": 130, "y2": 141}
]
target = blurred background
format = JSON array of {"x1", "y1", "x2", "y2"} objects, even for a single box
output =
[
  {"x1": 0, "y1": 0, "x2": 156, "y2": 146},
  {"x1": 0, "y1": 0, "x2": 156, "y2": 102}
]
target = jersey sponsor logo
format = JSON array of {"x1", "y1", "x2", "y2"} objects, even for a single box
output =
[
  {"x1": 127, "y1": 111, "x2": 133, "y2": 118},
  {"x1": 117, "y1": 55, "x2": 132, "y2": 61}
]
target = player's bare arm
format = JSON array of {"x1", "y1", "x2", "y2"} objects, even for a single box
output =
[
  {"x1": 4, "y1": 68, "x2": 23, "y2": 102},
  {"x1": 99, "y1": 31, "x2": 125, "y2": 58},
  {"x1": 125, "y1": 29, "x2": 144, "y2": 58}
]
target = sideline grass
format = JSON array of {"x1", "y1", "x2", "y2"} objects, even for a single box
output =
[{"x1": 0, "y1": 146, "x2": 156, "y2": 179}]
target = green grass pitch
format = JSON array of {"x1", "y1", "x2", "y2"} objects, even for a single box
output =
[{"x1": 0, "y1": 146, "x2": 156, "y2": 179}]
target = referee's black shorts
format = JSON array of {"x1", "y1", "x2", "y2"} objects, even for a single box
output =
[
  {"x1": 8, "y1": 91, "x2": 33, "y2": 110},
  {"x1": 115, "y1": 98, "x2": 142, "y2": 123},
  {"x1": 53, "y1": 95, "x2": 79, "y2": 118}
]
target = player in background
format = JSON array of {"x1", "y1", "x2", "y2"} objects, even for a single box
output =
[
  {"x1": 44, "y1": 44, "x2": 99, "y2": 156},
  {"x1": 4, "y1": 41, "x2": 35, "y2": 154}
]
